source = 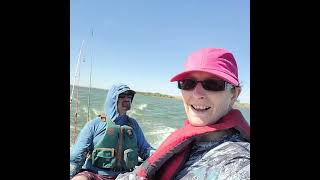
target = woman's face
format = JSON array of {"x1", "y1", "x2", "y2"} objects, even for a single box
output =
[{"x1": 181, "y1": 71, "x2": 240, "y2": 126}]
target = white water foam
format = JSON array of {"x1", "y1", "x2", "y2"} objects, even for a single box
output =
[
  {"x1": 148, "y1": 126, "x2": 176, "y2": 135},
  {"x1": 91, "y1": 108, "x2": 100, "y2": 116},
  {"x1": 128, "y1": 109, "x2": 143, "y2": 116},
  {"x1": 147, "y1": 126, "x2": 176, "y2": 148},
  {"x1": 138, "y1": 104, "x2": 148, "y2": 110},
  {"x1": 82, "y1": 106, "x2": 88, "y2": 113}
]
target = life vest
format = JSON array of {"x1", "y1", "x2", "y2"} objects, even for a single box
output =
[
  {"x1": 90, "y1": 114, "x2": 139, "y2": 171},
  {"x1": 136, "y1": 109, "x2": 250, "y2": 180}
]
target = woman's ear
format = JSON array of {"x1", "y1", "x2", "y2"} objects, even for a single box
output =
[{"x1": 230, "y1": 87, "x2": 241, "y2": 105}]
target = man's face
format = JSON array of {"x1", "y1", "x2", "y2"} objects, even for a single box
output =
[
  {"x1": 181, "y1": 72, "x2": 240, "y2": 126},
  {"x1": 117, "y1": 91, "x2": 134, "y2": 116}
]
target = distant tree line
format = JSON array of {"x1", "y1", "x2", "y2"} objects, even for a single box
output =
[{"x1": 136, "y1": 91, "x2": 176, "y2": 99}]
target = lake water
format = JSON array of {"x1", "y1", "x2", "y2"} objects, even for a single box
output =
[{"x1": 70, "y1": 86, "x2": 250, "y2": 148}]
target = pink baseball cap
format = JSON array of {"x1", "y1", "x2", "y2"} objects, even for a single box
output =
[{"x1": 170, "y1": 48, "x2": 239, "y2": 86}]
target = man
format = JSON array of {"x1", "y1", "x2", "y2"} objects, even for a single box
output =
[{"x1": 70, "y1": 83, "x2": 155, "y2": 180}]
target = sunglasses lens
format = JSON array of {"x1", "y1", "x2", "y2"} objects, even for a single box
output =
[
  {"x1": 177, "y1": 79, "x2": 229, "y2": 91},
  {"x1": 202, "y1": 79, "x2": 225, "y2": 91},
  {"x1": 178, "y1": 79, "x2": 196, "y2": 90},
  {"x1": 118, "y1": 93, "x2": 133, "y2": 99}
]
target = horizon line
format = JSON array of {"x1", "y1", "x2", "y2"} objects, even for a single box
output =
[{"x1": 70, "y1": 84, "x2": 250, "y2": 104}]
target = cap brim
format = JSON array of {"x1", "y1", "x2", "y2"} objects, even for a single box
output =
[
  {"x1": 123, "y1": 89, "x2": 136, "y2": 94},
  {"x1": 170, "y1": 69, "x2": 239, "y2": 86}
]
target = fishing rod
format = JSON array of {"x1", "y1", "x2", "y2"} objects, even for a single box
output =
[
  {"x1": 71, "y1": 40, "x2": 84, "y2": 144},
  {"x1": 71, "y1": 29, "x2": 95, "y2": 143},
  {"x1": 70, "y1": 40, "x2": 85, "y2": 107},
  {"x1": 87, "y1": 30, "x2": 94, "y2": 122},
  {"x1": 74, "y1": 64, "x2": 81, "y2": 144}
]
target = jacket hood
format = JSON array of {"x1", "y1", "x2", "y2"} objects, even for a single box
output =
[{"x1": 104, "y1": 83, "x2": 135, "y2": 121}]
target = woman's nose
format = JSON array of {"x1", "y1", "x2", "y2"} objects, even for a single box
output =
[{"x1": 193, "y1": 82, "x2": 205, "y2": 98}]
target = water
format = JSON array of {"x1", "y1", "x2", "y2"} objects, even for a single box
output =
[{"x1": 70, "y1": 86, "x2": 250, "y2": 148}]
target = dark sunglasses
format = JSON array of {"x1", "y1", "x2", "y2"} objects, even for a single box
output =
[
  {"x1": 177, "y1": 79, "x2": 234, "y2": 91},
  {"x1": 118, "y1": 93, "x2": 134, "y2": 99}
]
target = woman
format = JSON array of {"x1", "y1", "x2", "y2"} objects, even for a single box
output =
[{"x1": 116, "y1": 48, "x2": 250, "y2": 180}]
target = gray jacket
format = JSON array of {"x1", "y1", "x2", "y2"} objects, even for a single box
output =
[{"x1": 116, "y1": 132, "x2": 250, "y2": 180}]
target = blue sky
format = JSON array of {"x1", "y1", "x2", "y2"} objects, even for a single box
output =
[{"x1": 70, "y1": 0, "x2": 250, "y2": 103}]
